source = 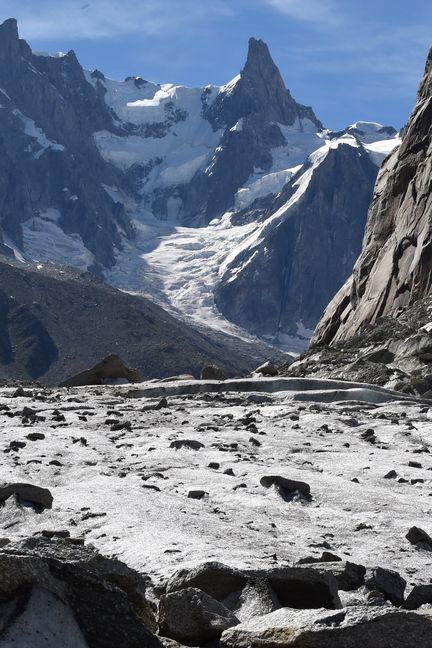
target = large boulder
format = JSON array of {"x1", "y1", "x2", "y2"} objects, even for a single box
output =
[
  {"x1": 220, "y1": 605, "x2": 432, "y2": 647},
  {"x1": 365, "y1": 567, "x2": 406, "y2": 606},
  {"x1": 159, "y1": 587, "x2": 239, "y2": 646},
  {"x1": 303, "y1": 561, "x2": 366, "y2": 591},
  {"x1": 166, "y1": 562, "x2": 247, "y2": 602},
  {"x1": 255, "y1": 361, "x2": 278, "y2": 377},
  {"x1": 403, "y1": 584, "x2": 432, "y2": 610},
  {"x1": 200, "y1": 365, "x2": 227, "y2": 381},
  {"x1": 247, "y1": 566, "x2": 341, "y2": 611},
  {"x1": 0, "y1": 537, "x2": 160, "y2": 647},
  {"x1": 0, "y1": 483, "x2": 53, "y2": 512},
  {"x1": 60, "y1": 354, "x2": 141, "y2": 387}
]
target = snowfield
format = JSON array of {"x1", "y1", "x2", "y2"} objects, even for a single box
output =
[{"x1": 2, "y1": 377, "x2": 432, "y2": 595}]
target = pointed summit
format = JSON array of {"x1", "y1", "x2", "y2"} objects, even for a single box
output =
[
  {"x1": 0, "y1": 18, "x2": 20, "y2": 63},
  {"x1": 241, "y1": 37, "x2": 301, "y2": 125},
  {"x1": 0, "y1": 17, "x2": 18, "y2": 38},
  {"x1": 205, "y1": 37, "x2": 322, "y2": 130},
  {"x1": 244, "y1": 38, "x2": 275, "y2": 73}
]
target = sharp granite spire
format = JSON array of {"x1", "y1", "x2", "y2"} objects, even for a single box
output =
[{"x1": 205, "y1": 37, "x2": 322, "y2": 130}]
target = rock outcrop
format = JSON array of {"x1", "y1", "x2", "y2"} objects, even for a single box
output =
[
  {"x1": 60, "y1": 354, "x2": 141, "y2": 387},
  {"x1": 312, "y1": 46, "x2": 432, "y2": 347},
  {"x1": 220, "y1": 606, "x2": 432, "y2": 648},
  {"x1": 215, "y1": 142, "x2": 377, "y2": 341},
  {"x1": 0, "y1": 537, "x2": 161, "y2": 647},
  {"x1": 0, "y1": 18, "x2": 131, "y2": 270},
  {"x1": 205, "y1": 37, "x2": 322, "y2": 131}
]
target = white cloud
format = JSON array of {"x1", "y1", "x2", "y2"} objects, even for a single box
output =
[
  {"x1": 263, "y1": 0, "x2": 340, "y2": 25},
  {"x1": 0, "y1": 0, "x2": 234, "y2": 40}
]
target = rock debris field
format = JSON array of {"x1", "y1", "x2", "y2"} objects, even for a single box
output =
[{"x1": 2, "y1": 376, "x2": 432, "y2": 646}]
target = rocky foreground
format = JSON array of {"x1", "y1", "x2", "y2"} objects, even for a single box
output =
[{"x1": 1, "y1": 377, "x2": 432, "y2": 645}]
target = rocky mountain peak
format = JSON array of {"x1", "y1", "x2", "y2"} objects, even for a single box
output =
[
  {"x1": 0, "y1": 17, "x2": 24, "y2": 63},
  {"x1": 240, "y1": 37, "x2": 297, "y2": 125},
  {"x1": 0, "y1": 17, "x2": 18, "y2": 40},
  {"x1": 242, "y1": 37, "x2": 282, "y2": 84},
  {"x1": 205, "y1": 37, "x2": 322, "y2": 130}
]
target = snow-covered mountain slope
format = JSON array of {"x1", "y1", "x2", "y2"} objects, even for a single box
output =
[
  {"x1": 0, "y1": 19, "x2": 401, "y2": 354},
  {"x1": 94, "y1": 40, "x2": 399, "y2": 350}
]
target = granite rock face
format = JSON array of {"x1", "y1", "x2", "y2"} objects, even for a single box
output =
[
  {"x1": 205, "y1": 38, "x2": 323, "y2": 132},
  {"x1": 216, "y1": 143, "x2": 377, "y2": 340},
  {"x1": 220, "y1": 606, "x2": 432, "y2": 648},
  {"x1": 312, "y1": 46, "x2": 432, "y2": 347},
  {"x1": 181, "y1": 37, "x2": 323, "y2": 222}
]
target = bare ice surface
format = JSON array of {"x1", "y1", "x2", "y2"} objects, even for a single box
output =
[{"x1": 1, "y1": 377, "x2": 431, "y2": 594}]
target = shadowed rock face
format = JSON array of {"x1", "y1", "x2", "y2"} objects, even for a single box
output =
[
  {"x1": 312, "y1": 46, "x2": 432, "y2": 347},
  {"x1": 215, "y1": 144, "x2": 377, "y2": 338},
  {"x1": 0, "y1": 287, "x2": 58, "y2": 378},
  {"x1": 0, "y1": 537, "x2": 161, "y2": 648},
  {"x1": 0, "y1": 18, "x2": 131, "y2": 269},
  {"x1": 182, "y1": 38, "x2": 323, "y2": 222},
  {"x1": 0, "y1": 259, "x2": 284, "y2": 384}
]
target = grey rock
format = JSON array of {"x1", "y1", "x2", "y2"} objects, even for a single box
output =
[
  {"x1": 0, "y1": 483, "x2": 53, "y2": 512},
  {"x1": 260, "y1": 475, "x2": 311, "y2": 501},
  {"x1": 255, "y1": 361, "x2": 278, "y2": 376},
  {"x1": 200, "y1": 365, "x2": 227, "y2": 381},
  {"x1": 313, "y1": 45, "x2": 432, "y2": 348},
  {"x1": 0, "y1": 536, "x2": 160, "y2": 647},
  {"x1": 166, "y1": 562, "x2": 247, "y2": 602},
  {"x1": 170, "y1": 440, "x2": 204, "y2": 451},
  {"x1": 403, "y1": 584, "x2": 432, "y2": 610},
  {"x1": 206, "y1": 38, "x2": 322, "y2": 132},
  {"x1": 0, "y1": 19, "x2": 131, "y2": 268},
  {"x1": 216, "y1": 143, "x2": 377, "y2": 341},
  {"x1": 406, "y1": 526, "x2": 432, "y2": 551},
  {"x1": 246, "y1": 566, "x2": 342, "y2": 610},
  {"x1": 225, "y1": 578, "x2": 280, "y2": 622},
  {"x1": 60, "y1": 354, "x2": 141, "y2": 387},
  {"x1": 187, "y1": 490, "x2": 207, "y2": 500},
  {"x1": 220, "y1": 605, "x2": 432, "y2": 648},
  {"x1": 365, "y1": 567, "x2": 406, "y2": 606},
  {"x1": 159, "y1": 587, "x2": 239, "y2": 645}
]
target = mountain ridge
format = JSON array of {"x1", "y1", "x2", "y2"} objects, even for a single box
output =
[{"x1": 0, "y1": 18, "x2": 400, "y2": 355}]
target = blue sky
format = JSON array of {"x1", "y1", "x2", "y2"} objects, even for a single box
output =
[{"x1": 1, "y1": 0, "x2": 431, "y2": 129}]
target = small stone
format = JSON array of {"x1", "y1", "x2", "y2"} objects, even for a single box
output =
[
  {"x1": 260, "y1": 475, "x2": 311, "y2": 501},
  {"x1": 188, "y1": 490, "x2": 207, "y2": 500},
  {"x1": 41, "y1": 529, "x2": 70, "y2": 539},
  {"x1": 170, "y1": 440, "x2": 204, "y2": 451},
  {"x1": 26, "y1": 432, "x2": 45, "y2": 441},
  {"x1": 406, "y1": 526, "x2": 432, "y2": 550}
]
